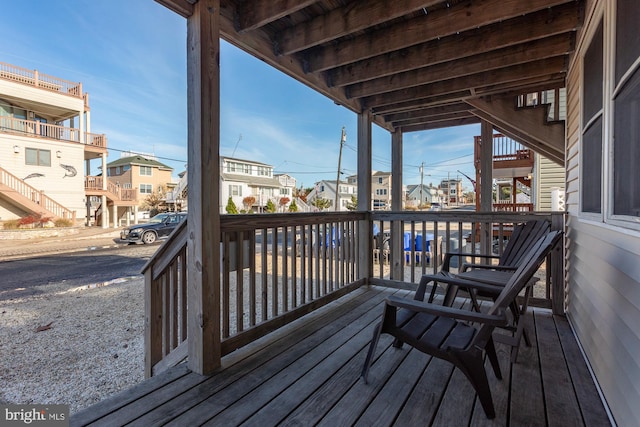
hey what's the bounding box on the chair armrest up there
[386,296,507,326]
[460,263,518,272]
[442,252,500,271]
[419,272,505,295]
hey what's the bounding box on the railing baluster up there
[222,232,231,338]
[236,231,245,333]
[261,228,268,322]
[282,226,289,312]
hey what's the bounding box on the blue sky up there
[0,0,479,191]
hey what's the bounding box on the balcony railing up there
[85,176,137,201]
[0,62,83,98]
[142,210,564,377]
[0,116,106,148]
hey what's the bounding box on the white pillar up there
[101,195,108,229]
[112,204,118,228]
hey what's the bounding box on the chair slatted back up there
[499,220,551,267]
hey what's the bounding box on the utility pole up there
[335,127,346,211]
[419,162,424,209]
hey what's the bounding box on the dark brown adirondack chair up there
[361,231,562,419]
[427,219,551,305]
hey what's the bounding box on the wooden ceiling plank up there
[372,91,473,115]
[391,112,478,128]
[155,0,195,18]
[310,0,578,73]
[383,103,472,122]
[236,0,318,32]
[399,117,480,133]
[328,4,581,87]
[347,34,575,99]
[276,0,441,55]
[362,56,568,108]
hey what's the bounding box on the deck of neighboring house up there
[71,286,609,426]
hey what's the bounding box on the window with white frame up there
[612,1,640,219]
[376,188,388,196]
[140,184,153,194]
[378,177,383,184]
[229,185,242,196]
[140,166,152,176]
[25,148,51,166]
[581,20,603,215]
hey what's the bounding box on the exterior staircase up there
[0,165,76,220]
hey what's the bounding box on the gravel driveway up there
[0,278,145,414]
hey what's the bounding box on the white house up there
[306,180,357,211]
[0,62,112,225]
[220,156,294,213]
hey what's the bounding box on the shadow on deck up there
[72,286,609,426]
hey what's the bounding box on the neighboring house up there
[106,153,174,200]
[220,156,293,213]
[405,183,444,207]
[306,180,357,211]
[533,153,565,211]
[0,62,113,226]
[344,171,397,210]
[104,153,175,221]
[439,178,463,205]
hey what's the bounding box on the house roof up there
[107,156,173,171]
[221,173,282,188]
[221,156,271,167]
[160,0,580,165]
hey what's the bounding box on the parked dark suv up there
[120,212,187,244]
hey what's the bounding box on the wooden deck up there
[71,286,610,426]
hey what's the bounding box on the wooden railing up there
[142,210,565,376]
[0,116,106,148]
[0,62,83,98]
[85,176,137,201]
[0,166,76,220]
[369,211,563,308]
[493,202,534,212]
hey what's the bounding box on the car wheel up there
[142,231,157,244]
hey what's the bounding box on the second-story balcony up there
[0,115,106,153]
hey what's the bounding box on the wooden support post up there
[391,130,403,280]
[480,120,493,255]
[551,213,565,315]
[186,0,221,375]
[357,111,372,281]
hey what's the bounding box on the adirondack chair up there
[361,231,562,419]
[426,219,551,305]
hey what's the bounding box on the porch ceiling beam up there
[327,3,580,87]
[363,56,568,109]
[347,34,575,99]
[235,0,317,32]
[275,0,442,56]
[372,91,473,115]
[383,103,473,123]
[466,96,565,164]
[391,112,478,129]
[155,0,195,18]
[399,117,480,133]
[308,0,578,72]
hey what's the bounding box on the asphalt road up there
[0,243,158,300]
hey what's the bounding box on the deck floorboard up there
[71,286,610,427]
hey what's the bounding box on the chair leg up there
[456,353,496,419]
[361,322,383,384]
[485,337,502,379]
